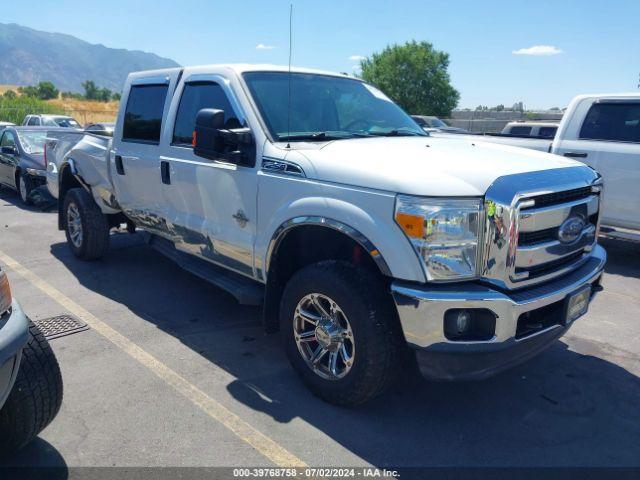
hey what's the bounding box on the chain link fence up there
[0,106,117,126]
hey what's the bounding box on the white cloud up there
[512,45,563,56]
[256,43,276,50]
[348,55,366,61]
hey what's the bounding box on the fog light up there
[444,309,496,341]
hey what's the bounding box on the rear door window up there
[27,117,39,126]
[172,81,240,146]
[580,102,640,143]
[509,126,532,135]
[122,84,169,144]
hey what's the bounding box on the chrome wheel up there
[67,202,83,248]
[19,176,28,203]
[293,293,355,381]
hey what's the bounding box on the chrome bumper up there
[391,245,606,378]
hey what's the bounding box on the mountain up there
[0,23,180,93]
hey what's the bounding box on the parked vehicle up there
[0,266,63,454]
[412,115,469,134]
[0,121,15,132]
[23,114,81,128]
[0,126,72,204]
[501,121,558,138]
[46,65,606,405]
[85,122,115,137]
[552,93,640,241]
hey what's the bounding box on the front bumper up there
[391,245,606,380]
[0,301,30,407]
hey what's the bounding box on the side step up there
[147,234,264,306]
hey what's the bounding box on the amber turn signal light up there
[395,212,425,238]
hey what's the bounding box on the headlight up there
[395,196,483,281]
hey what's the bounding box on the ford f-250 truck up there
[45,64,606,405]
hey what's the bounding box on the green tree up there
[97,87,112,102]
[36,81,59,100]
[111,92,121,101]
[360,40,459,117]
[3,90,17,99]
[82,80,99,100]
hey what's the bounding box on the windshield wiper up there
[370,129,425,137]
[278,131,359,142]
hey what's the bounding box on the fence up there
[443,110,564,134]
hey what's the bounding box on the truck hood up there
[293,136,582,196]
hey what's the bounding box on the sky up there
[3,0,639,109]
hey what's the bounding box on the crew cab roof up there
[126,64,359,83]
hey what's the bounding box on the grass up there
[0,84,119,126]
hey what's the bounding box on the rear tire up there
[63,188,110,260]
[0,322,63,455]
[280,261,403,406]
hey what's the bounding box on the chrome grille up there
[481,167,602,290]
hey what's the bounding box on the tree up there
[3,90,17,99]
[36,81,59,100]
[82,80,99,100]
[111,92,121,101]
[360,40,459,117]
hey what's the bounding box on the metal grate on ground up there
[34,314,89,340]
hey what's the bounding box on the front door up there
[158,73,258,278]
[0,131,18,187]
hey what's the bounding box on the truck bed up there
[45,130,118,213]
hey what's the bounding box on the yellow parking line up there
[0,249,306,468]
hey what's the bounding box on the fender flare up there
[264,216,392,278]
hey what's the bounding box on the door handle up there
[114,155,125,175]
[563,152,588,158]
[160,160,171,185]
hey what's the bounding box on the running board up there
[147,235,264,306]
[600,226,640,243]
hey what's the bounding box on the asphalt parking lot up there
[0,187,639,472]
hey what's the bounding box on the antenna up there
[286,4,293,148]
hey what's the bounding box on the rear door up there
[557,100,640,229]
[110,73,179,234]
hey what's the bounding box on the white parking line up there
[0,249,307,468]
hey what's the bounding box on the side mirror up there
[1,146,17,155]
[193,108,255,167]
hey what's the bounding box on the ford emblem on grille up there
[558,215,586,244]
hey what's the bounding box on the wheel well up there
[263,225,388,333]
[57,164,84,230]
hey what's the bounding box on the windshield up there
[430,117,447,128]
[17,131,47,154]
[54,117,81,128]
[243,72,426,141]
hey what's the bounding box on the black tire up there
[280,261,403,406]
[63,188,110,260]
[16,171,33,206]
[0,322,63,455]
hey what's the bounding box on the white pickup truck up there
[552,93,640,240]
[45,64,606,405]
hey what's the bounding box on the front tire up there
[280,261,402,406]
[0,322,63,455]
[63,188,110,260]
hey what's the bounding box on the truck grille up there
[481,167,602,291]
[513,187,600,286]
